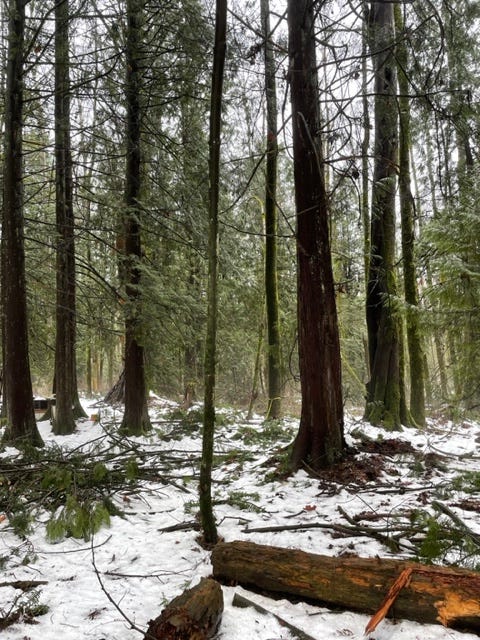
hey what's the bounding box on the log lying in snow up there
[211,540,480,633]
[144,577,223,640]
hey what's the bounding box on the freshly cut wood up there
[143,577,223,640]
[211,541,480,633]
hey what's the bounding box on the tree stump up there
[211,540,480,632]
[144,577,223,640]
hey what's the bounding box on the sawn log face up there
[144,577,223,640]
[211,540,480,632]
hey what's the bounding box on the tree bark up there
[262,0,281,421]
[395,6,425,427]
[144,578,223,640]
[212,541,480,632]
[1,0,43,447]
[200,0,227,545]
[288,0,345,471]
[120,0,151,436]
[364,2,402,429]
[53,0,87,435]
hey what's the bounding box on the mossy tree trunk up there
[120,0,151,436]
[200,0,227,545]
[261,0,281,421]
[288,0,345,471]
[364,2,402,429]
[395,6,425,427]
[1,0,43,447]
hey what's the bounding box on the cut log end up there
[144,577,223,640]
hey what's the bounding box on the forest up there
[0,0,480,637]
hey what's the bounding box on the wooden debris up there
[364,567,412,634]
[143,577,223,640]
[211,540,480,633]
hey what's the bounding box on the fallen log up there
[143,577,223,640]
[211,540,480,633]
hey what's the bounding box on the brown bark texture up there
[143,577,223,640]
[211,541,480,632]
[288,0,344,470]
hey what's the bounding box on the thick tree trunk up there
[200,0,227,545]
[1,0,43,447]
[120,0,151,436]
[262,0,281,421]
[288,0,345,470]
[365,2,402,429]
[144,578,223,640]
[212,541,480,632]
[53,0,86,435]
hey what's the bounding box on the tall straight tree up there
[199,0,227,545]
[261,0,282,421]
[365,2,402,428]
[120,0,151,435]
[53,0,86,435]
[395,5,425,427]
[288,0,345,471]
[1,0,43,446]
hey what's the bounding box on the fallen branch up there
[212,540,480,632]
[432,500,480,548]
[232,592,318,640]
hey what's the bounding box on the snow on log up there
[211,540,480,633]
[144,577,223,640]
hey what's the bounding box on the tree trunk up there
[199,0,227,545]
[143,578,223,640]
[120,0,151,436]
[288,0,345,471]
[365,2,402,429]
[53,0,86,435]
[261,0,281,421]
[212,541,480,632]
[395,6,425,427]
[1,0,43,447]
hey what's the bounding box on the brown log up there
[211,541,480,633]
[144,577,223,640]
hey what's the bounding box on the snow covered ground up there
[1,397,479,639]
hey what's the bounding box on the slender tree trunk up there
[1,0,43,447]
[261,0,281,421]
[288,0,345,471]
[424,132,449,401]
[395,6,425,427]
[361,0,370,293]
[120,0,151,435]
[364,2,402,429]
[199,0,227,545]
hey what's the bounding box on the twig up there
[90,536,147,638]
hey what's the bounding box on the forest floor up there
[1,396,480,640]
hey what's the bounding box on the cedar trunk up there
[288,0,345,470]
[1,0,42,447]
[212,541,480,632]
[365,2,402,429]
[120,0,151,435]
[53,0,86,435]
